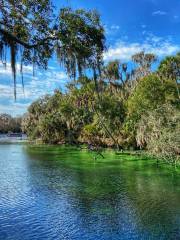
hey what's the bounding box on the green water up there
[0,144,180,240]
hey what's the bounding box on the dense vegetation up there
[22,52,180,164]
[0,114,22,133]
[0,1,180,164]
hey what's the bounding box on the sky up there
[0,0,180,116]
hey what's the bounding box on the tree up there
[0,113,22,133]
[158,53,180,99]
[132,51,157,81]
[102,60,130,96]
[0,0,55,97]
[126,74,178,126]
[136,104,180,163]
[22,95,50,139]
[0,1,105,98]
[123,73,179,148]
[22,51,180,163]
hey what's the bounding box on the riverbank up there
[25,143,180,168]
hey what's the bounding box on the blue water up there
[0,144,180,240]
[0,134,27,143]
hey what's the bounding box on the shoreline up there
[0,140,179,167]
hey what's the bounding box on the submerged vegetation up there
[0,1,180,164]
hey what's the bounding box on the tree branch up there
[0,27,57,49]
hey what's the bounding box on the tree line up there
[0,114,22,133]
[0,1,180,163]
[22,52,180,164]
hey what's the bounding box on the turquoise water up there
[0,144,180,240]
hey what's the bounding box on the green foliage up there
[132,51,157,80]
[96,94,125,134]
[103,60,120,81]
[81,123,101,145]
[1,2,179,163]
[23,78,126,147]
[57,8,105,79]
[0,2,105,98]
[158,53,180,99]
[158,53,180,80]
[0,114,22,133]
[126,74,178,132]
[23,52,180,163]
[136,104,180,163]
[38,113,65,144]
[102,60,131,96]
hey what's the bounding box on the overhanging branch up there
[0,27,57,49]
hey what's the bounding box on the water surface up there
[0,144,180,240]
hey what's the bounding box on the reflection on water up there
[0,144,180,240]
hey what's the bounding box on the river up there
[0,144,180,240]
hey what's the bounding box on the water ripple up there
[0,144,179,240]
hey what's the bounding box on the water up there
[0,134,27,143]
[0,144,180,240]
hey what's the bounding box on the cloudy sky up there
[0,0,180,116]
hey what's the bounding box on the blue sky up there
[0,0,180,116]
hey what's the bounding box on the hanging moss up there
[10,41,17,100]
[0,4,105,99]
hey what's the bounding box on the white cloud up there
[0,102,29,116]
[141,25,147,29]
[0,33,179,116]
[174,15,179,20]
[104,34,180,61]
[0,63,33,76]
[0,61,68,115]
[0,63,67,94]
[152,10,167,16]
[105,24,120,35]
[110,25,120,30]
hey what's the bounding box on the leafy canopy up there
[0,1,105,98]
